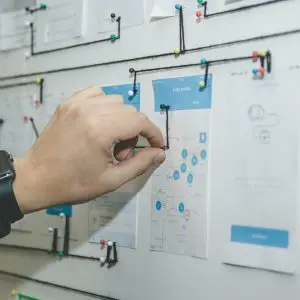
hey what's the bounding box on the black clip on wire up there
[129,68,138,95]
[160,104,170,150]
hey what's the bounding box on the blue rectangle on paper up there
[46,205,72,217]
[103,83,140,111]
[231,225,289,249]
[153,75,212,112]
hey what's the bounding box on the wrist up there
[12,158,46,214]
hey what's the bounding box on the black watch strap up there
[0,180,23,238]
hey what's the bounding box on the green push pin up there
[200,58,207,65]
[197,0,204,4]
[110,34,118,41]
[57,251,64,258]
[39,3,47,9]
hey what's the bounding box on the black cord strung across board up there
[0,270,119,300]
[129,51,272,93]
[0,78,44,104]
[25,5,122,57]
[0,27,295,81]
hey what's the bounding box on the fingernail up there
[154,151,166,167]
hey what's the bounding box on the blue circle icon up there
[181,163,187,173]
[156,200,162,211]
[201,150,207,160]
[191,155,198,166]
[178,202,185,213]
[181,148,188,159]
[173,170,180,180]
[187,173,193,184]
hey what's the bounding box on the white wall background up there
[0,0,300,299]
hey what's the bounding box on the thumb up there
[108,147,166,189]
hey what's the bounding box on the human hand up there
[13,86,165,214]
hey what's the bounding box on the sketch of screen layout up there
[247,104,280,144]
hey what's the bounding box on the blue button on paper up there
[231,225,289,249]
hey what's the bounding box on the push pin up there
[100,256,106,265]
[252,50,258,62]
[196,11,202,17]
[128,90,135,97]
[48,227,54,233]
[11,290,17,297]
[199,80,205,88]
[252,68,258,77]
[174,48,181,57]
[23,116,29,122]
[0,118,4,125]
[110,13,116,19]
[107,240,113,247]
[40,3,47,9]
[100,239,106,248]
[175,4,182,10]
[258,50,267,57]
[36,78,44,85]
[59,212,65,219]
[129,68,135,73]
[197,0,204,4]
[258,67,265,77]
[24,52,31,59]
[24,20,31,27]
[110,34,118,41]
[200,58,207,67]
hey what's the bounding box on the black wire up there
[29,118,39,139]
[204,63,209,86]
[179,8,182,52]
[63,216,70,255]
[180,8,186,53]
[204,0,290,18]
[28,16,121,56]
[0,270,119,300]
[0,27,295,81]
[0,243,101,261]
[51,228,58,254]
[0,81,37,89]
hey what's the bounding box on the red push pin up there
[196,11,202,17]
[34,100,40,107]
[252,50,258,62]
[258,67,265,76]
[100,239,106,247]
[23,116,29,122]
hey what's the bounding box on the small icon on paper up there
[248,104,280,144]
[199,132,207,143]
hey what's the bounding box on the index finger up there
[139,115,165,149]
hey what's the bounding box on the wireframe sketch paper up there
[0,9,31,50]
[150,75,212,258]
[88,84,140,249]
[222,69,298,273]
[35,0,83,48]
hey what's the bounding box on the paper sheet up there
[0,86,41,232]
[35,0,83,47]
[0,9,31,50]
[150,75,212,258]
[88,84,140,249]
[221,69,299,273]
[84,0,144,35]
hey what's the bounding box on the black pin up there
[160,104,170,150]
[51,228,58,254]
[0,119,4,126]
[29,118,39,139]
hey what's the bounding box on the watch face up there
[0,151,13,180]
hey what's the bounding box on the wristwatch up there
[0,150,23,238]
